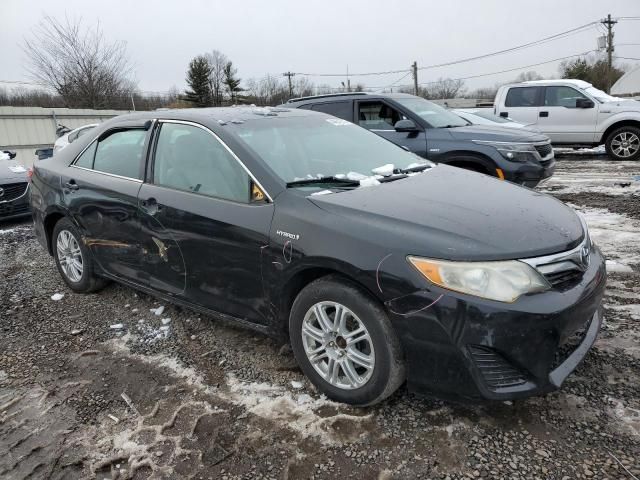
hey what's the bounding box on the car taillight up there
[27,167,34,181]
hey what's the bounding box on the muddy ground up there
[1,155,639,480]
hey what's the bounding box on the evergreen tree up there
[223,61,242,103]
[185,56,212,107]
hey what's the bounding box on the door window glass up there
[311,102,352,121]
[93,129,146,179]
[544,86,588,108]
[505,87,541,107]
[153,123,250,203]
[74,141,97,168]
[357,101,405,130]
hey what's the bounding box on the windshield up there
[395,97,468,128]
[582,86,622,103]
[232,116,430,185]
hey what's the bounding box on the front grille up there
[0,182,28,202]
[550,317,592,370]
[0,202,29,217]
[468,345,527,389]
[535,143,553,158]
[543,269,584,289]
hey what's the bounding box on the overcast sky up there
[2,0,639,95]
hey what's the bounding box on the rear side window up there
[505,87,541,107]
[153,123,250,203]
[92,129,147,180]
[310,101,352,121]
[75,141,97,168]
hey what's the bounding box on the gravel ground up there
[1,156,639,480]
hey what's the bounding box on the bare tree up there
[23,16,134,109]
[513,71,543,82]
[419,78,466,99]
[205,50,228,106]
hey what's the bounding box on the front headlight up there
[408,256,550,303]
[472,140,537,162]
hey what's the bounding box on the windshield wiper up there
[286,176,361,188]
[395,164,431,174]
[437,124,464,129]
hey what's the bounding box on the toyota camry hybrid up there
[29,107,606,406]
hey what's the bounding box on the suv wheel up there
[289,276,405,406]
[52,218,108,293]
[605,126,640,160]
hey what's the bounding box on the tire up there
[289,276,405,406]
[52,217,108,293]
[605,126,640,161]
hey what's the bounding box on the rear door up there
[63,124,150,285]
[537,86,598,143]
[498,86,542,126]
[354,99,428,157]
[137,120,274,325]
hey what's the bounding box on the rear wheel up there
[289,276,404,406]
[605,126,640,160]
[52,218,107,293]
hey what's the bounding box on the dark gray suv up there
[286,92,555,187]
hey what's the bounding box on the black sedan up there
[1,150,31,221]
[29,107,606,405]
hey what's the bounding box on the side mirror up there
[1,150,16,159]
[394,119,419,132]
[576,98,594,109]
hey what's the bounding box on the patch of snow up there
[606,260,633,273]
[51,293,64,301]
[0,151,9,161]
[291,380,304,389]
[311,189,333,196]
[161,318,171,325]
[371,163,394,176]
[606,396,640,437]
[150,306,165,316]
[110,323,124,330]
[345,171,367,181]
[359,176,381,187]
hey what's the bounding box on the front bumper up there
[387,246,606,402]
[507,157,555,188]
[0,183,30,222]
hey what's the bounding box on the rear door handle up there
[539,111,549,118]
[64,180,79,191]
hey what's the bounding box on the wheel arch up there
[43,210,67,255]
[439,151,496,175]
[600,119,640,144]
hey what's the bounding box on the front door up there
[537,86,599,143]
[355,100,428,157]
[137,120,274,324]
[62,125,150,285]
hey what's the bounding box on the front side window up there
[311,102,352,121]
[544,86,588,108]
[92,129,147,179]
[357,101,405,130]
[505,87,541,107]
[153,123,250,203]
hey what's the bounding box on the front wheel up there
[289,276,405,406]
[605,126,640,160]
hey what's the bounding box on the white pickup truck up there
[494,79,640,160]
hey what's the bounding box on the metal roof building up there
[611,66,640,98]
[0,106,130,166]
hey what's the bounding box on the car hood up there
[0,160,29,182]
[447,124,549,143]
[601,99,640,111]
[308,165,583,261]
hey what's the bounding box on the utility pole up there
[411,61,418,95]
[283,71,295,97]
[601,14,618,93]
[130,93,136,111]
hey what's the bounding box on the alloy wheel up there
[56,229,83,282]
[611,131,640,158]
[301,301,375,390]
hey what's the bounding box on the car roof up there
[507,79,593,89]
[285,92,419,104]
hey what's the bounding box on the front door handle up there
[140,197,163,215]
[64,180,79,191]
[539,111,549,118]
[500,112,508,118]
